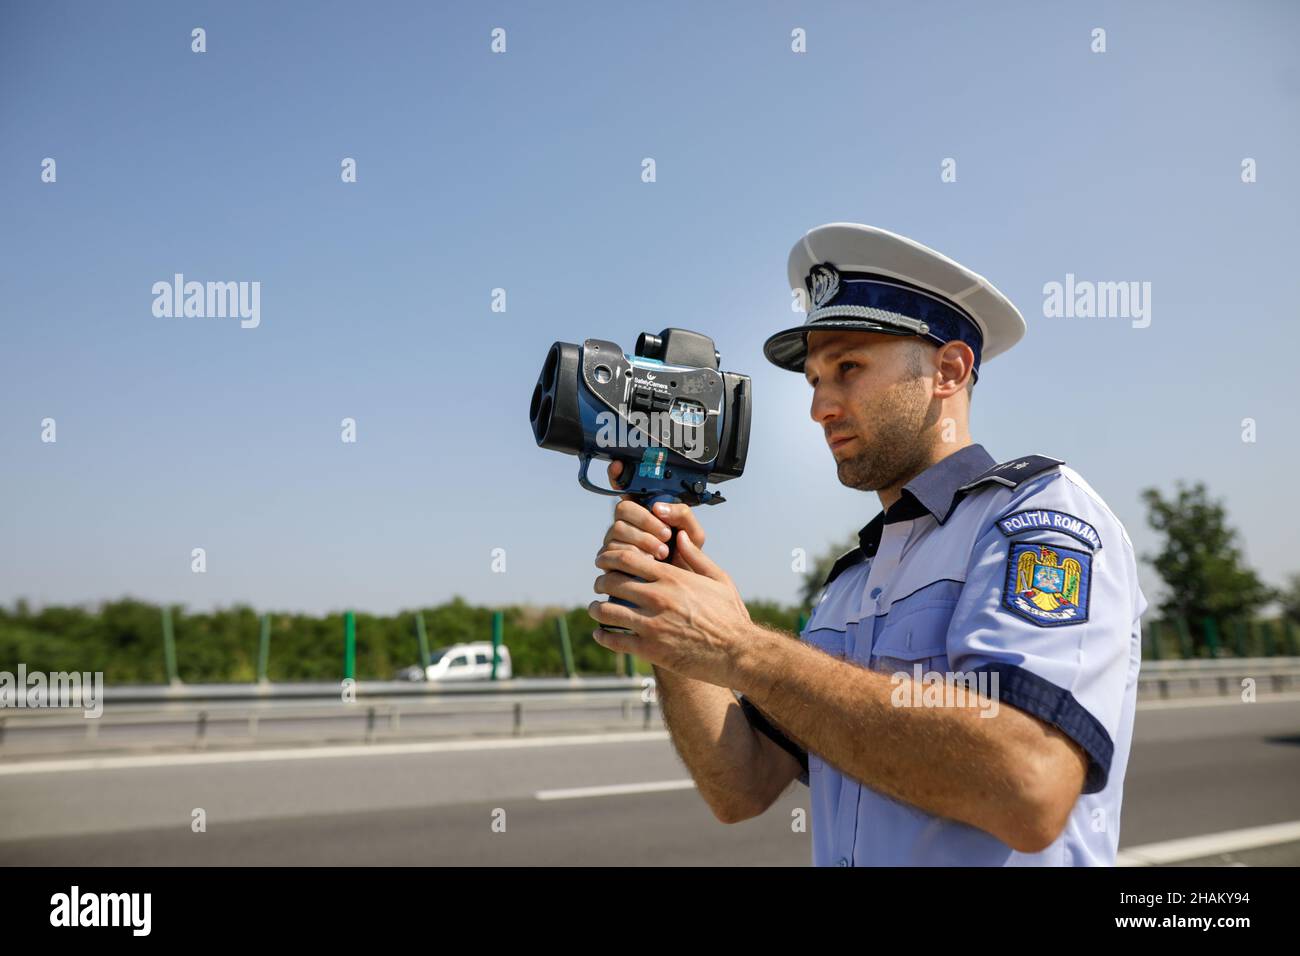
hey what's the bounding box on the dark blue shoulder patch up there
[957,454,1064,494]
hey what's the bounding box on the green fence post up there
[490,611,503,680]
[798,611,809,634]
[415,612,431,669]
[1284,618,1299,657]
[1230,618,1247,658]
[1261,619,1276,657]
[1174,618,1194,659]
[1146,619,1161,660]
[556,616,575,678]
[344,611,356,681]
[161,605,180,685]
[257,613,271,683]
[1202,617,1221,658]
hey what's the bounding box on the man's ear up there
[934,341,975,398]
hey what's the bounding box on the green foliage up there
[1140,482,1274,653]
[8,483,1286,684]
[1278,573,1300,626]
[798,535,860,608]
[1145,615,1298,659]
[744,600,805,634]
[0,596,809,684]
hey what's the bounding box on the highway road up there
[0,695,1296,866]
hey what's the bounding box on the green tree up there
[1278,573,1300,625]
[1140,482,1273,648]
[798,535,860,608]
[0,595,808,683]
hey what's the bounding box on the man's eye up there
[839,361,859,374]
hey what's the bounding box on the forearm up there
[732,625,1068,848]
[652,664,786,822]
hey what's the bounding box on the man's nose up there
[810,385,842,425]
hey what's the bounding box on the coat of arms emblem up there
[1003,542,1092,626]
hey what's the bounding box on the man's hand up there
[600,460,706,570]
[590,531,754,688]
[594,462,798,824]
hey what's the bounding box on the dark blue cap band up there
[811,272,985,375]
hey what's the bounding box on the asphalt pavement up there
[0,696,1296,865]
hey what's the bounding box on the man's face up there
[803,330,938,492]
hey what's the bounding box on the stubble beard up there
[835,376,937,493]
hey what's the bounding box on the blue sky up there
[2,0,1297,615]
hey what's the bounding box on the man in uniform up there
[589,223,1146,865]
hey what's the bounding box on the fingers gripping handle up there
[605,493,680,635]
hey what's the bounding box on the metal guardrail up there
[2,661,1296,756]
[96,676,647,704]
[1137,657,1300,698]
[74,658,1300,705]
[0,679,659,756]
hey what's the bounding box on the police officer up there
[590,223,1146,866]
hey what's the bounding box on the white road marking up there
[1117,820,1300,866]
[536,779,695,801]
[1136,690,1300,711]
[0,693,1295,776]
[0,730,670,777]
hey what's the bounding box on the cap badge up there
[807,263,841,310]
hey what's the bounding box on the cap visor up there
[763,319,918,372]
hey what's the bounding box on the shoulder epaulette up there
[957,454,1064,495]
[822,545,865,589]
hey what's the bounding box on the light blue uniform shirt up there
[747,444,1145,866]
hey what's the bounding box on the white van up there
[424,642,512,682]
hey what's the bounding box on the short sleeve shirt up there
[758,444,1145,866]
